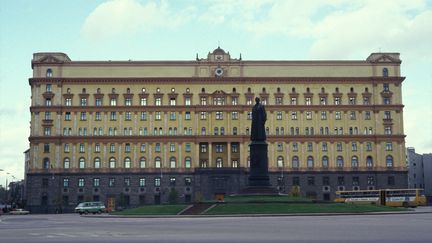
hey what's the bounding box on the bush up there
[168,188,179,204]
[289,186,301,197]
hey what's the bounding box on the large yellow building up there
[26,48,407,212]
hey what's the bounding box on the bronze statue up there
[251,97,267,141]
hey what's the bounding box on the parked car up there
[74,201,106,215]
[9,209,30,215]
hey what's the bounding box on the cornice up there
[29,77,406,86]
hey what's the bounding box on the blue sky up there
[1,0,431,186]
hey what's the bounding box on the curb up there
[84,210,432,219]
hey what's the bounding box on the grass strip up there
[112,205,189,215]
[205,203,407,215]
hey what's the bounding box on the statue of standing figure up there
[251,97,267,141]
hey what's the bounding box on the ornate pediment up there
[366,53,401,63]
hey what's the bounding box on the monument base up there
[248,141,270,187]
[239,186,280,196]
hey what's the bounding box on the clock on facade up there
[215,67,224,77]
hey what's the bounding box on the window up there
[277,143,283,152]
[364,111,371,120]
[335,111,341,120]
[334,97,341,105]
[110,112,117,121]
[200,97,207,105]
[110,98,117,106]
[78,178,85,187]
[95,98,102,106]
[215,144,224,153]
[292,142,298,152]
[385,142,393,151]
[155,157,161,168]
[140,157,146,168]
[216,111,224,120]
[291,112,297,120]
[386,155,394,167]
[305,111,312,120]
[336,156,344,168]
[352,142,357,151]
[336,142,343,152]
[322,156,329,168]
[139,178,146,187]
[155,178,161,187]
[94,157,101,169]
[124,157,131,168]
[63,178,69,188]
[290,97,297,105]
[384,126,392,135]
[184,112,191,120]
[169,157,176,168]
[93,178,100,187]
[247,112,252,120]
[185,157,192,168]
[44,112,51,120]
[43,143,50,153]
[350,111,356,120]
[305,97,312,105]
[170,112,176,120]
[383,68,389,77]
[79,143,85,153]
[79,157,85,169]
[109,178,115,187]
[307,156,314,168]
[155,143,161,152]
[93,111,101,121]
[109,157,116,168]
[366,156,373,167]
[124,178,130,187]
[169,143,175,152]
[322,142,328,152]
[200,112,207,120]
[307,142,313,152]
[351,156,359,168]
[352,177,359,186]
[321,111,327,120]
[292,156,299,168]
[216,158,223,168]
[277,156,284,168]
[155,112,161,120]
[124,112,132,121]
[276,112,283,120]
[109,143,115,153]
[384,111,391,119]
[200,144,207,153]
[155,97,162,106]
[383,83,390,92]
[44,127,51,136]
[63,158,70,169]
[65,98,72,106]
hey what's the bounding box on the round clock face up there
[216,55,223,60]
[215,67,224,77]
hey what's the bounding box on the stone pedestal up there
[248,141,270,187]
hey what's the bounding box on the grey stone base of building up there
[25,169,408,214]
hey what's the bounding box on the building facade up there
[407,147,432,203]
[26,48,407,213]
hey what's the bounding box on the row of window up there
[46,84,393,107]
[42,154,395,170]
[54,110,391,122]
[60,176,192,188]
[284,175,396,187]
[55,125,392,137]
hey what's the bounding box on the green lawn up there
[112,205,189,215]
[223,195,312,203]
[205,203,407,215]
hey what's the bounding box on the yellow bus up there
[335,189,427,207]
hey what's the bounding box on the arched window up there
[124,157,131,168]
[185,157,192,168]
[63,158,70,169]
[276,127,280,135]
[140,157,146,168]
[246,127,250,135]
[154,128,158,135]
[233,127,238,135]
[216,157,223,168]
[159,127,163,135]
[322,156,329,168]
[277,156,284,168]
[94,157,101,169]
[201,127,206,135]
[79,157,85,169]
[155,157,161,168]
[266,127,270,135]
[214,127,219,135]
[292,156,299,168]
[351,156,359,168]
[220,127,225,135]
[366,156,373,168]
[386,155,393,167]
[170,157,176,168]
[46,68,53,77]
[307,156,314,168]
[43,158,50,169]
[336,156,344,168]
[109,157,116,168]
[168,128,173,135]
[382,68,388,77]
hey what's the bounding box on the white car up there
[9,209,30,215]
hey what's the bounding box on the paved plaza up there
[1,209,431,243]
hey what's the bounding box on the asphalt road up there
[1,209,432,243]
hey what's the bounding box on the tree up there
[168,188,179,204]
